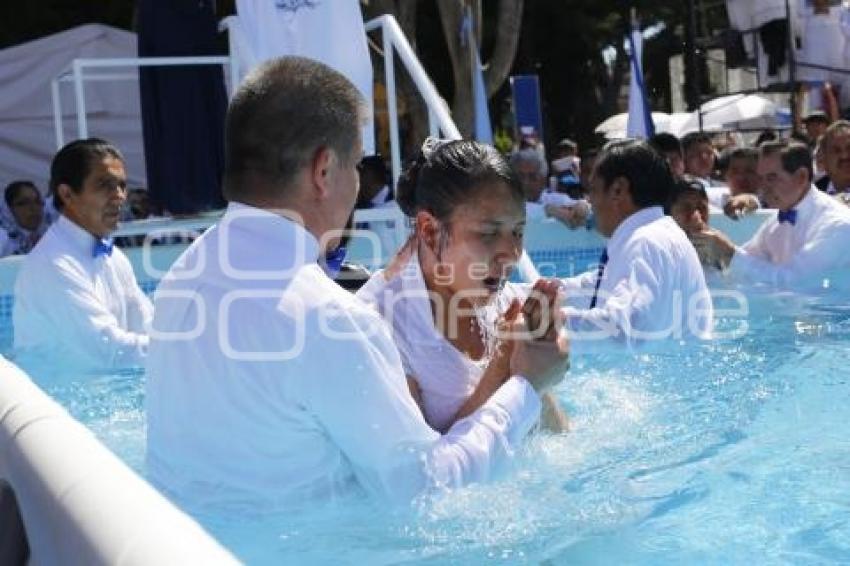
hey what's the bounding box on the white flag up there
[229,0,374,154]
[626,24,654,139]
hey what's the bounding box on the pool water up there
[12,281,850,564]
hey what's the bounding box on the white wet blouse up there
[13,214,152,373]
[357,254,528,432]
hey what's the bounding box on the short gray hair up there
[822,119,850,153]
[223,56,366,201]
[509,148,548,176]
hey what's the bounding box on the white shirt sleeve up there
[731,220,850,287]
[300,309,542,502]
[559,245,670,352]
[23,256,150,368]
[558,270,597,293]
[116,254,154,334]
[739,219,770,257]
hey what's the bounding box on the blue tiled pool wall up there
[529,247,605,279]
[0,248,603,352]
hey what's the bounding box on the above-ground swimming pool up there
[3,213,849,564]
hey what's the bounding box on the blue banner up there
[510,75,544,146]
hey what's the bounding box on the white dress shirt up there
[145,203,542,508]
[731,186,850,288]
[357,254,530,432]
[559,206,713,352]
[13,215,152,373]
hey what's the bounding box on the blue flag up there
[626,24,655,139]
[472,47,493,144]
[462,9,493,143]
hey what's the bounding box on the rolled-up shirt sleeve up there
[301,309,542,502]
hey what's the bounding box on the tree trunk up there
[367,0,522,145]
[437,0,523,137]
[362,0,429,156]
[485,0,523,97]
[436,0,470,135]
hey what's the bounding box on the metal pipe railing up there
[365,15,462,187]
[51,56,233,149]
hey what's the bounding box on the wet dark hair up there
[224,56,365,202]
[759,140,813,183]
[395,139,523,221]
[49,138,123,211]
[593,139,674,209]
[4,180,40,208]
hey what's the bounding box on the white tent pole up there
[365,16,460,140]
[382,20,401,190]
[72,60,88,139]
[51,77,64,149]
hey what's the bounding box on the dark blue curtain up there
[137,0,227,214]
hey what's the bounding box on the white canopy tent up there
[0,24,147,196]
[674,94,778,135]
[595,94,779,140]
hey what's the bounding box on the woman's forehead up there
[453,186,523,220]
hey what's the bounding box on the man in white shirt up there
[693,140,850,289]
[13,139,152,374]
[145,56,569,508]
[510,148,590,229]
[559,139,713,350]
[510,147,549,220]
[815,120,850,198]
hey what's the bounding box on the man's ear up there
[793,167,809,187]
[310,146,334,200]
[608,176,628,202]
[56,183,74,210]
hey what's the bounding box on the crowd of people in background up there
[6,111,850,277]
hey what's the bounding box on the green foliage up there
[493,128,514,155]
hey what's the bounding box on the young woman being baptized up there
[357,139,569,433]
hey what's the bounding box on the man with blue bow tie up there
[13,139,153,374]
[693,141,850,288]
